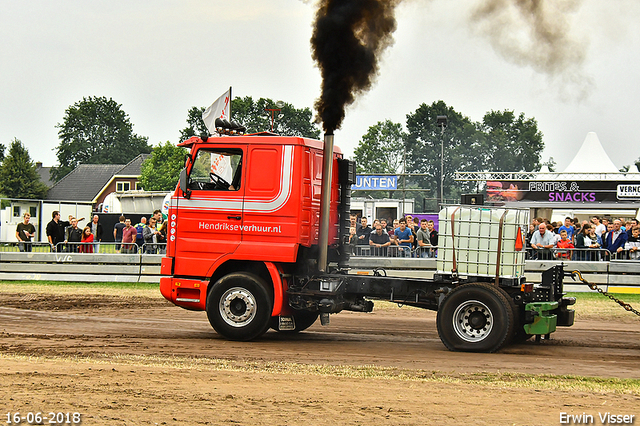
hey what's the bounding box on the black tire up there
[436,283,515,353]
[270,311,319,334]
[206,272,273,341]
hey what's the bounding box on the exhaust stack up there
[317,132,335,273]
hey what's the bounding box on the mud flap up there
[277,316,296,331]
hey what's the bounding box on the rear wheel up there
[206,272,273,341]
[270,311,319,334]
[437,283,514,353]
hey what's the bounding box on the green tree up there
[180,97,321,141]
[353,120,406,174]
[542,157,556,172]
[479,110,543,172]
[179,106,209,142]
[52,96,151,182]
[232,96,321,138]
[352,120,406,199]
[0,138,48,199]
[405,101,483,209]
[620,156,640,173]
[139,141,188,191]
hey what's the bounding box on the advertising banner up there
[486,180,640,203]
[352,175,398,191]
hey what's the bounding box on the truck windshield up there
[188,148,243,191]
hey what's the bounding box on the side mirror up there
[179,168,191,199]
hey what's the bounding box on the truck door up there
[236,144,296,261]
[175,145,246,276]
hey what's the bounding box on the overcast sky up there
[1,0,639,172]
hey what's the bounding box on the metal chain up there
[569,270,640,317]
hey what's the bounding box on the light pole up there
[265,100,285,132]
[436,115,448,207]
[402,142,406,217]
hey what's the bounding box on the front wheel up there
[437,283,514,353]
[206,272,273,341]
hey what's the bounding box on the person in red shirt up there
[80,226,94,253]
[555,229,574,260]
[121,218,138,254]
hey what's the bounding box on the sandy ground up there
[1,291,639,425]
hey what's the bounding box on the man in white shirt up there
[530,223,555,260]
[591,216,606,240]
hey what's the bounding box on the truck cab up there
[160,132,347,339]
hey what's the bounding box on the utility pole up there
[402,143,406,216]
[436,115,448,207]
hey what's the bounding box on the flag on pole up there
[202,87,231,133]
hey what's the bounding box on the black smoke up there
[311,0,401,134]
[470,0,591,98]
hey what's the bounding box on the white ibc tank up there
[436,206,529,279]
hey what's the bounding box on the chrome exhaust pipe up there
[317,132,334,273]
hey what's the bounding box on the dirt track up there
[1,292,639,425]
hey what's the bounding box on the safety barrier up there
[0,244,638,291]
[346,256,640,292]
[526,247,639,261]
[0,248,163,283]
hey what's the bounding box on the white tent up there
[563,132,619,173]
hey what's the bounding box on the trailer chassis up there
[286,264,575,352]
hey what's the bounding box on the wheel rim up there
[219,287,257,327]
[452,299,494,342]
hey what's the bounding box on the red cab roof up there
[177,134,342,154]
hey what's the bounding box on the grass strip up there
[2,352,638,396]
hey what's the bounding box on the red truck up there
[160,125,576,352]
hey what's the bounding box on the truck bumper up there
[556,296,576,327]
[159,277,207,311]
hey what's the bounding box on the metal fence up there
[2,242,167,255]
[352,244,640,262]
[5,241,638,263]
[352,245,437,258]
[526,247,639,262]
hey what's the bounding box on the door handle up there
[227,216,242,220]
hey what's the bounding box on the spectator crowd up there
[16,209,640,262]
[347,213,640,261]
[13,209,168,254]
[527,216,640,261]
[349,214,438,258]
[112,210,167,254]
